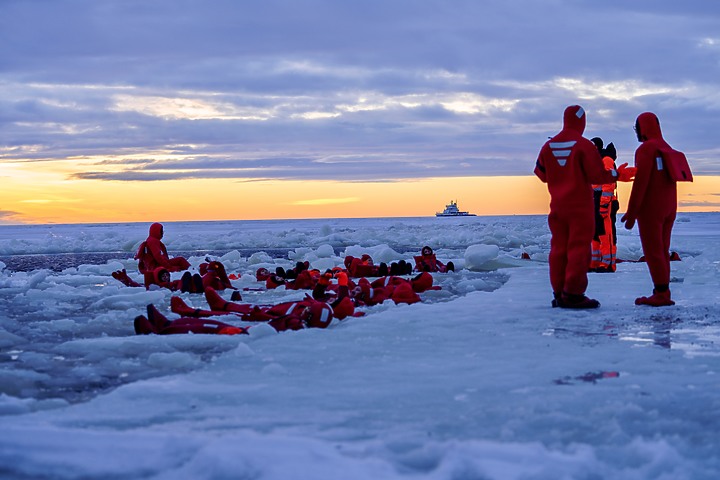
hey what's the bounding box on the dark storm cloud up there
[70,151,507,182]
[1,0,719,182]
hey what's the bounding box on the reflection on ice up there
[617,309,720,355]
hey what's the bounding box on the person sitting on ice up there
[413,246,454,273]
[135,223,191,288]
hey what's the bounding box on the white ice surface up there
[1,213,719,479]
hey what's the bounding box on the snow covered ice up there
[1,214,719,479]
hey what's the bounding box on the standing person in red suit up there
[135,223,191,288]
[534,105,635,309]
[622,112,690,306]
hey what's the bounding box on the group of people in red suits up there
[535,106,690,309]
[121,224,454,336]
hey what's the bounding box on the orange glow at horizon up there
[1,169,719,224]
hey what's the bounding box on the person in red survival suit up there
[343,254,389,278]
[135,223,191,288]
[134,304,248,336]
[621,112,683,306]
[413,246,455,273]
[111,267,205,293]
[353,272,438,306]
[534,105,636,309]
[198,260,235,292]
[308,270,365,319]
[170,286,345,331]
[264,267,320,290]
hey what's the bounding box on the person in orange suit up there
[622,112,686,306]
[534,105,635,308]
[589,138,620,273]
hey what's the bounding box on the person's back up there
[534,105,633,309]
[536,106,611,216]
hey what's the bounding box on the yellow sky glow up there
[1,161,718,224]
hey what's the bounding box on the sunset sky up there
[1,1,719,224]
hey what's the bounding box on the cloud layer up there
[2,0,719,183]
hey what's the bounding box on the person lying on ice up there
[135,223,191,288]
[134,304,249,336]
[343,254,389,278]
[311,270,353,302]
[264,268,319,290]
[258,262,321,290]
[343,254,415,278]
[134,303,318,335]
[413,246,455,273]
[113,260,236,294]
[112,267,204,293]
[315,266,438,304]
[170,285,358,327]
[320,272,440,306]
[198,260,236,291]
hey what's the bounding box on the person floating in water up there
[413,246,455,273]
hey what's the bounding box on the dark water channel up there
[0,249,292,273]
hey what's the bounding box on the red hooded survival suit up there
[622,112,679,294]
[534,106,621,299]
[135,223,191,287]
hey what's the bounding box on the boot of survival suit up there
[553,292,600,309]
[635,289,675,307]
